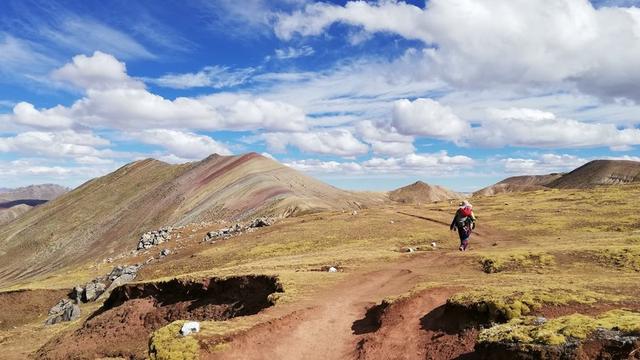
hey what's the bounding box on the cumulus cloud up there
[6,52,308,132]
[132,129,232,160]
[355,120,415,156]
[392,98,470,141]
[276,0,640,102]
[384,98,640,150]
[471,107,640,149]
[52,51,143,90]
[0,130,115,159]
[11,102,74,130]
[0,158,119,187]
[263,129,369,157]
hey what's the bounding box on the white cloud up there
[274,45,315,59]
[276,0,640,102]
[0,34,55,75]
[41,17,154,60]
[275,1,426,41]
[355,120,415,156]
[6,52,308,133]
[11,102,74,130]
[51,51,143,90]
[501,154,588,174]
[132,129,232,160]
[148,65,255,89]
[392,98,470,141]
[285,159,363,173]
[0,130,116,160]
[263,129,369,157]
[286,151,474,175]
[0,158,119,187]
[471,107,640,149]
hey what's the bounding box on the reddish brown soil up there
[0,288,69,330]
[204,253,478,360]
[202,217,511,360]
[354,288,478,360]
[36,276,281,360]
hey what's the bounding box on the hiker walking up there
[450,200,476,251]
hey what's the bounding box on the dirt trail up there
[209,251,475,360]
[208,212,509,360]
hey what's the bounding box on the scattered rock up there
[401,247,415,253]
[431,242,437,248]
[180,321,200,336]
[160,248,171,257]
[352,210,358,216]
[45,299,81,325]
[532,316,547,326]
[203,218,275,242]
[137,227,173,250]
[328,266,338,273]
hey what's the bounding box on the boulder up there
[160,248,171,257]
[45,299,81,325]
[249,217,274,228]
[84,281,106,302]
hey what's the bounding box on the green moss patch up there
[478,310,640,346]
[480,252,555,273]
[448,287,613,323]
[149,322,199,360]
[593,247,640,271]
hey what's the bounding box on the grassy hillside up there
[0,153,383,287]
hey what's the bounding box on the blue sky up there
[1,0,640,192]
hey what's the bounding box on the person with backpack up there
[450,200,476,251]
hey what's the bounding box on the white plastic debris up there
[180,321,200,336]
[431,242,437,248]
[328,266,338,273]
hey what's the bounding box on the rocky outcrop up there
[137,227,173,250]
[47,264,142,325]
[45,299,81,325]
[203,217,275,242]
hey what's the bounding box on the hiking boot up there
[459,245,464,251]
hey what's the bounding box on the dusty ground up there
[2,185,640,359]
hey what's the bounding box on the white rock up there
[180,321,200,336]
[351,210,358,216]
[328,266,338,273]
[431,242,437,248]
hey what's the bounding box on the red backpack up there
[459,206,472,217]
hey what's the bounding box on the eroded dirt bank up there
[36,275,282,359]
[0,288,70,330]
[353,288,478,360]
